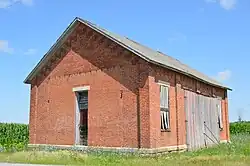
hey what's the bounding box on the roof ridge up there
[118,32,223,86]
[24,17,231,90]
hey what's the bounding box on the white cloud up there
[205,0,237,10]
[19,0,33,6]
[24,48,37,55]
[214,69,232,82]
[0,0,33,8]
[0,40,14,54]
[219,0,237,10]
[0,0,11,8]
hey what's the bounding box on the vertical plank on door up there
[185,90,220,151]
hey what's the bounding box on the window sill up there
[161,129,171,132]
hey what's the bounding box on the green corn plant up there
[0,123,29,152]
[230,121,250,134]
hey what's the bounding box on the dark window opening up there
[160,85,170,130]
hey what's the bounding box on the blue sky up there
[0,0,249,123]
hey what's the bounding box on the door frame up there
[73,86,90,145]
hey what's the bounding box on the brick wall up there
[31,51,142,146]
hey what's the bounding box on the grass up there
[0,134,250,166]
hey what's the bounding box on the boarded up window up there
[160,85,170,130]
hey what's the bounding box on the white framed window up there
[160,84,170,130]
[217,101,223,129]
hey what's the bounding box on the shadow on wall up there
[34,23,149,94]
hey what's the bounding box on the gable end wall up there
[29,23,152,148]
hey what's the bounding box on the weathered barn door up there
[185,90,220,151]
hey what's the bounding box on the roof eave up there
[147,60,232,91]
[23,17,80,84]
[24,17,232,91]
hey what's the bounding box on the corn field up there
[0,123,29,152]
[230,121,250,134]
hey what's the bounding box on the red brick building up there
[24,17,231,153]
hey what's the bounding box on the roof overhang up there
[24,17,232,91]
[23,18,80,84]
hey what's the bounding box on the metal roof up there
[24,17,231,90]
